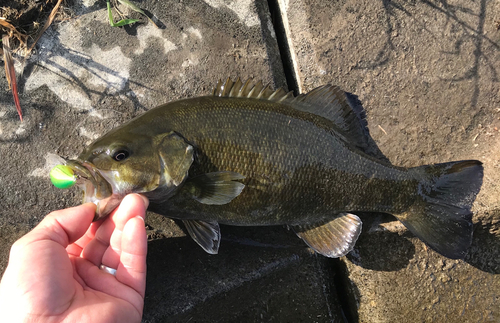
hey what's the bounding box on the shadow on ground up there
[349,0,499,109]
[143,225,340,322]
[465,209,500,274]
[345,210,500,274]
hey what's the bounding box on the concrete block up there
[0,0,345,321]
[281,0,500,321]
[143,223,343,322]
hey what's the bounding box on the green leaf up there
[117,0,159,28]
[114,18,140,27]
[106,0,140,27]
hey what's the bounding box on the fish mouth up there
[65,160,124,221]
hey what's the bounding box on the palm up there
[0,195,148,323]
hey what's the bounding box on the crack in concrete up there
[266,0,301,95]
[265,1,355,321]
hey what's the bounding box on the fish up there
[51,78,484,259]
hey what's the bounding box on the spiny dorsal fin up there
[213,77,294,102]
[212,78,388,163]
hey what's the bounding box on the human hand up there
[0,194,149,323]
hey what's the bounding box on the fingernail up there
[134,215,145,222]
[138,194,149,208]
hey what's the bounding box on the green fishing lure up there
[50,165,76,189]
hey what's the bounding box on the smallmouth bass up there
[51,79,483,259]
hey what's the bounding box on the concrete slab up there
[0,0,344,321]
[143,225,342,322]
[280,0,500,321]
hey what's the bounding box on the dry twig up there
[2,35,22,121]
[0,18,28,47]
[27,0,64,54]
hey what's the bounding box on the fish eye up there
[112,149,130,162]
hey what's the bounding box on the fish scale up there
[143,97,417,224]
[53,80,483,259]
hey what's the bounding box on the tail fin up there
[397,160,483,259]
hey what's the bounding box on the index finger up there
[14,203,97,252]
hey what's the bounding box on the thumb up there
[14,203,97,250]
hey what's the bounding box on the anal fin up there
[183,220,221,254]
[293,213,362,258]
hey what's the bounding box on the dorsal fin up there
[290,85,388,161]
[212,77,294,102]
[292,85,359,132]
[212,78,389,163]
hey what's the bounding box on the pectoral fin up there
[293,213,362,258]
[183,219,221,254]
[157,132,194,186]
[187,171,245,205]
